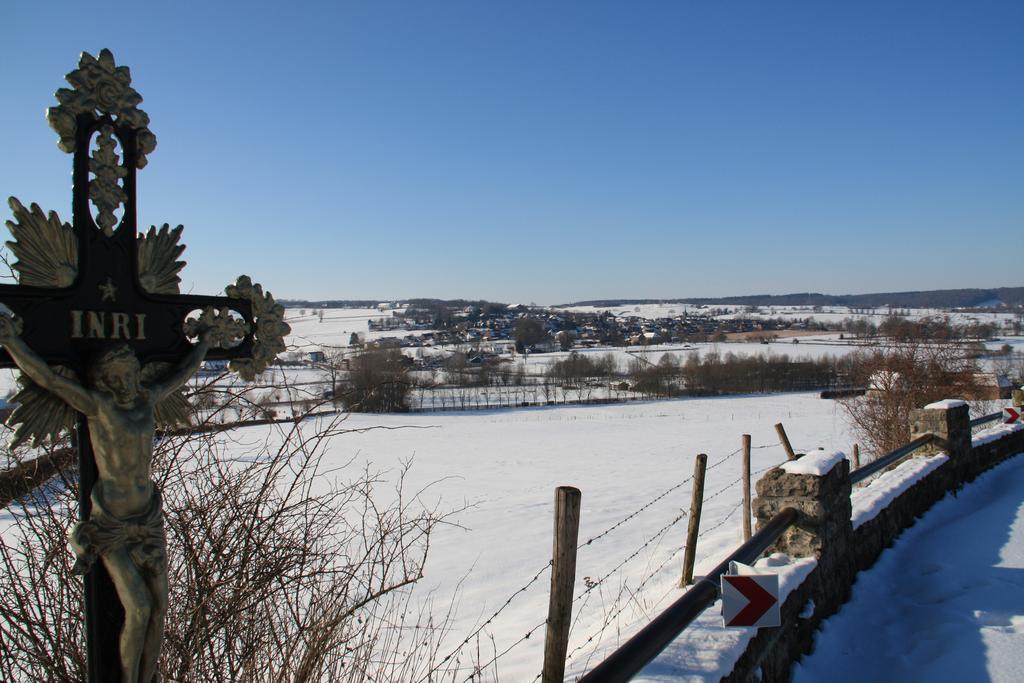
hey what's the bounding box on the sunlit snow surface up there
[311,393,853,680]
[1,391,854,680]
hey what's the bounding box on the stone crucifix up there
[0,50,290,682]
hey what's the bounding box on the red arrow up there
[724,576,777,626]
[1005,407,1021,425]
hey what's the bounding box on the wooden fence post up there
[852,443,861,470]
[680,453,708,587]
[741,435,752,542]
[542,486,582,683]
[775,422,798,460]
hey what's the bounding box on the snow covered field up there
[559,302,1019,328]
[1,377,1019,680]
[228,392,857,680]
[0,389,861,680]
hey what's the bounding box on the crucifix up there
[0,50,290,682]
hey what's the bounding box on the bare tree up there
[341,349,412,413]
[513,318,547,353]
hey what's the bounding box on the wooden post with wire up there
[680,453,708,587]
[542,486,582,683]
[852,443,861,470]
[741,435,752,542]
[775,422,798,460]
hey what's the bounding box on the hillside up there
[569,287,1024,310]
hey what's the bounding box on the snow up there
[1,391,854,681]
[850,454,949,529]
[793,453,1024,683]
[780,450,846,476]
[974,422,1024,447]
[924,399,968,410]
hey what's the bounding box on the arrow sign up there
[721,574,780,627]
[1005,407,1021,425]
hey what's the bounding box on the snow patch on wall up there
[781,450,847,476]
[973,422,1023,447]
[923,399,967,410]
[851,454,948,529]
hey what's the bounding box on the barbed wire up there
[462,617,549,683]
[755,458,787,476]
[576,443,754,552]
[420,447,752,681]
[563,498,755,676]
[577,478,693,551]
[420,560,551,681]
[424,448,790,682]
[562,533,689,672]
[560,457,789,676]
[574,449,787,608]
[698,499,744,539]
[707,445,744,470]
[574,507,688,605]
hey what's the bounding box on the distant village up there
[361,302,832,353]
[350,300,1013,356]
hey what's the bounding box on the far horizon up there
[2,2,1022,302]
[277,284,1024,310]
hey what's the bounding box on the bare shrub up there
[0,407,460,681]
[839,333,982,459]
[0,470,83,681]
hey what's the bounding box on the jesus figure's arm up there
[0,314,98,415]
[149,336,212,401]
[149,307,246,401]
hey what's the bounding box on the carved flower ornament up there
[47,49,157,168]
[225,276,291,381]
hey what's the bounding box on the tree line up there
[334,348,851,412]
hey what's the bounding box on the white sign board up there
[721,571,780,628]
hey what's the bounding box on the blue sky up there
[1,1,1021,304]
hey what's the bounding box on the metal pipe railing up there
[848,433,935,484]
[578,507,799,683]
[969,411,1003,428]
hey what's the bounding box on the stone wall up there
[724,400,1024,683]
[723,454,854,683]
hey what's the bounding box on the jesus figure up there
[0,308,240,683]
